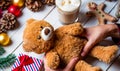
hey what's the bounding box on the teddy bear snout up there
[41,27,53,41]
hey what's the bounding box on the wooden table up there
[1,0,120,71]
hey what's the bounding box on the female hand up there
[81,24,119,57]
[44,57,79,71]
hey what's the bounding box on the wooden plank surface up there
[1,0,120,71]
[107,55,120,71]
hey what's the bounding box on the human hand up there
[44,57,79,71]
[81,24,119,57]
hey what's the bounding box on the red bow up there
[13,55,34,71]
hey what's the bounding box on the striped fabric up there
[11,54,44,71]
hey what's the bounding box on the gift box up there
[11,54,43,71]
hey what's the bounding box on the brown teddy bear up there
[23,19,119,71]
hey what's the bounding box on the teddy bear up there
[23,18,119,71]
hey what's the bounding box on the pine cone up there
[0,0,12,10]
[0,22,7,33]
[0,13,17,33]
[25,0,42,12]
[43,0,55,5]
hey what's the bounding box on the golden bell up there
[0,33,10,46]
[13,0,25,7]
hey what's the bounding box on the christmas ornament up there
[0,33,10,46]
[12,54,43,71]
[25,0,42,12]
[0,13,17,33]
[0,54,16,69]
[8,5,21,17]
[0,46,5,55]
[0,0,12,10]
[13,0,25,7]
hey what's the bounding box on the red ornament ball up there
[8,5,21,17]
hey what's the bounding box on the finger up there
[44,57,51,70]
[44,57,48,69]
[64,57,79,71]
[81,39,95,57]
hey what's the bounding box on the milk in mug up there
[56,0,81,24]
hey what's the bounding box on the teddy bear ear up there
[26,18,36,25]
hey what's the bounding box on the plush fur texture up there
[23,19,119,71]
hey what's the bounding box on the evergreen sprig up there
[0,46,5,56]
[0,54,16,69]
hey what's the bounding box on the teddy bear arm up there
[55,23,84,37]
[23,42,33,52]
[89,45,119,63]
[74,60,101,71]
[46,50,60,69]
[63,23,84,35]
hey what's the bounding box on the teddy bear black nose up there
[44,28,50,35]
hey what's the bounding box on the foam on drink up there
[56,0,81,24]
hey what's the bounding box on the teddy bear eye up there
[40,26,43,29]
[37,35,41,39]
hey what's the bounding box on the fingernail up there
[74,57,79,61]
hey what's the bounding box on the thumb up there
[81,39,95,57]
[64,57,79,71]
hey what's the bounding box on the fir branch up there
[0,54,16,69]
[0,46,5,56]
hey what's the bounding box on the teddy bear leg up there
[46,50,60,70]
[74,60,101,71]
[89,45,119,63]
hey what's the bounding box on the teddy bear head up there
[23,19,54,54]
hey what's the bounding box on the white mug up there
[56,0,81,25]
